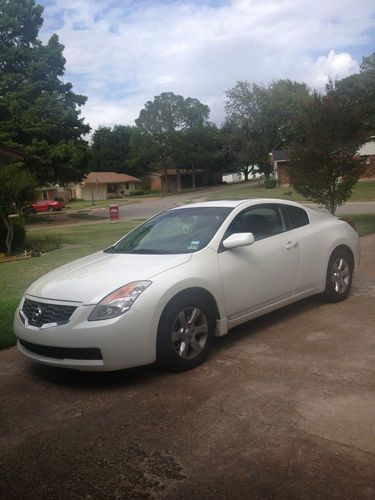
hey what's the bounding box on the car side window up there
[284,205,309,229]
[224,204,286,241]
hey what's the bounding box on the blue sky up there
[37,0,375,131]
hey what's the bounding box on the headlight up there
[88,281,152,321]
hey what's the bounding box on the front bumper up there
[14,296,157,371]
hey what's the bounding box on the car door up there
[217,204,301,320]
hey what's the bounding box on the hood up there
[26,251,192,304]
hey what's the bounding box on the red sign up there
[109,204,120,223]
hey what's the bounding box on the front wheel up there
[157,294,215,372]
[48,206,55,212]
[322,249,353,302]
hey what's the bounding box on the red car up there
[29,200,65,213]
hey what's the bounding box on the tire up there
[322,249,353,303]
[48,206,55,212]
[157,293,215,372]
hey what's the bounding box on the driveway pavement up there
[1,236,375,499]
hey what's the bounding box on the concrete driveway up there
[1,236,375,499]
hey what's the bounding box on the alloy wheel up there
[171,307,209,360]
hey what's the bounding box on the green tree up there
[328,50,375,133]
[135,92,210,190]
[171,124,225,188]
[0,0,90,185]
[225,80,311,179]
[0,162,36,254]
[288,92,365,214]
[90,125,139,174]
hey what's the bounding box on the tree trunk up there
[163,166,170,192]
[1,213,13,255]
[176,167,181,193]
[192,164,196,189]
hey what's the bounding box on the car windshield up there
[106,207,232,254]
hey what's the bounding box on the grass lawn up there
[1,213,375,350]
[204,179,375,202]
[348,214,375,236]
[0,220,140,349]
[66,198,138,210]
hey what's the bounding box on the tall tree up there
[89,125,138,174]
[225,80,311,178]
[135,92,210,190]
[172,124,225,188]
[288,91,365,214]
[328,50,375,134]
[0,0,90,185]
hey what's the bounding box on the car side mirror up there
[222,232,255,249]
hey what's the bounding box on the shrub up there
[0,219,26,253]
[264,179,277,189]
[25,235,61,255]
[129,190,146,196]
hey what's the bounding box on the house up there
[357,136,375,178]
[272,139,375,185]
[147,168,221,192]
[222,172,245,183]
[272,150,291,185]
[69,172,143,201]
[0,145,24,163]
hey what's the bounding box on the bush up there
[54,196,64,202]
[0,219,26,253]
[129,190,146,196]
[264,179,277,189]
[25,235,61,255]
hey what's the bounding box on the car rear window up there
[284,205,309,229]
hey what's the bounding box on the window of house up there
[107,183,116,193]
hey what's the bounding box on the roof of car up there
[172,198,306,209]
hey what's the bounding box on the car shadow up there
[29,361,159,389]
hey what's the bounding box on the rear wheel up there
[322,249,353,302]
[48,206,55,212]
[157,294,215,372]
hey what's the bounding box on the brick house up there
[272,138,375,185]
[146,168,221,192]
[0,145,24,162]
[272,150,291,185]
[357,136,375,178]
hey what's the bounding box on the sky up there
[38,0,375,132]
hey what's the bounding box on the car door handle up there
[285,240,298,249]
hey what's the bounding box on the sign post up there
[109,204,120,223]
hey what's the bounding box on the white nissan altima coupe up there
[14,199,360,372]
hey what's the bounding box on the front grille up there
[19,339,103,360]
[22,298,77,327]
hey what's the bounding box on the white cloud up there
[39,0,375,130]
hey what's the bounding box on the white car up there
[14,199,360,372]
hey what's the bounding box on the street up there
[89,186,375,220]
